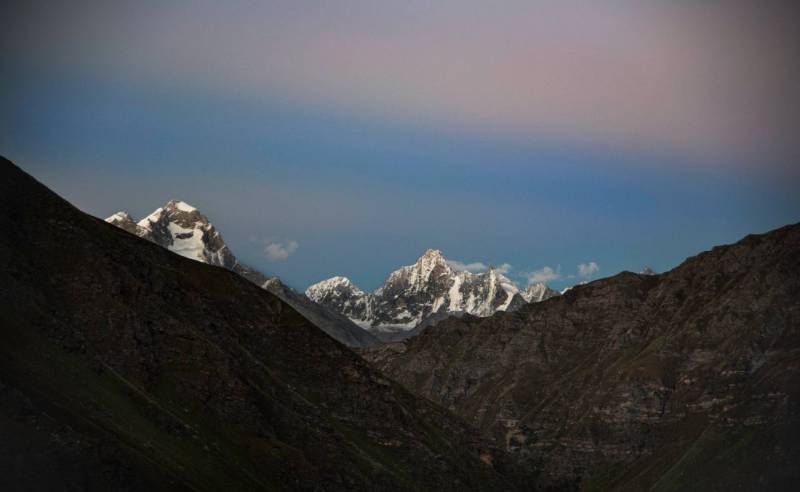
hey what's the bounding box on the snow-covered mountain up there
[105,201,378,347]
[304,276,372,326]
[520,282,560,303]
[306,249,559,335]
[108,200,236,268]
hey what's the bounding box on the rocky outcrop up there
[0,157,528,491]
[361,224,800,490]
[520,283,559,303]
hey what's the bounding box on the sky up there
[2,1,799,292]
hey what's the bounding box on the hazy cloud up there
[578,262,599,278]
[521,266,561,285]
[264,240,298,261]
[448,260,512,275]
[447,260,487,273]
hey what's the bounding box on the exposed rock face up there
[307,249,557,337]
[134,200,237,269]
[520,283,560,303]
[361,224,800,490]
[0,157,529,491]
[105,202,378,347]
[305,276,372,325]
[105,211,140,235]
[265,276,380,349]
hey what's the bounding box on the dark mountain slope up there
[0,157,527,491]
[362,223,800,491]
[107,201,378,348]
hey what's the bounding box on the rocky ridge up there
[0,157,529,491]
[306,249,558,337]
[361,224,800,490]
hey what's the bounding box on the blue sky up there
[2,1,798,291]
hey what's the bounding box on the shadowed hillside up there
[363,222,800,491]
[0,157,529,491]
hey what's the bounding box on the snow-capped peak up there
[137,207,164,228]
[307,249,559,334]
[105,211,142,235]
[306,276,365,300]
[166,200,197,213]
[420,248,446,262]
[403,248,452,292]
[109,200,236,269]
[106,211,133,223]
[521,283,559,303]
[305,276,372,327]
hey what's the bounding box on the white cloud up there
[447,260,513,275]
[521,266,561,285]
[447,260,488,273]
[264,240,298,261]
[578,262,599,278]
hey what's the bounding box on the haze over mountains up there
[307,249,559,338]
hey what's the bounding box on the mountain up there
[305,276,372,325]
[306,249,557,338]
[116,200,237,269]
[0,157,529,491]
[520,283,560,303]
[106,201,378,348]
[361,224,800,490]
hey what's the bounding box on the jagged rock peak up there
[306,276,366,298]
[106,211,134,223]
[307,248,559,335]
[404,248,450,280]
[165,199,197,213]
[105,211,140,235]
[420,248,446,262]
[107,200,235,269]
[521,282,560,303]
[138,200,208,228]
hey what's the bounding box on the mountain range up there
[106,201,378,348]
[306,249,559,339]
[107,203,560,343]
[361,222,800,490]
[3,154,799,490]
[0,157,529,491]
